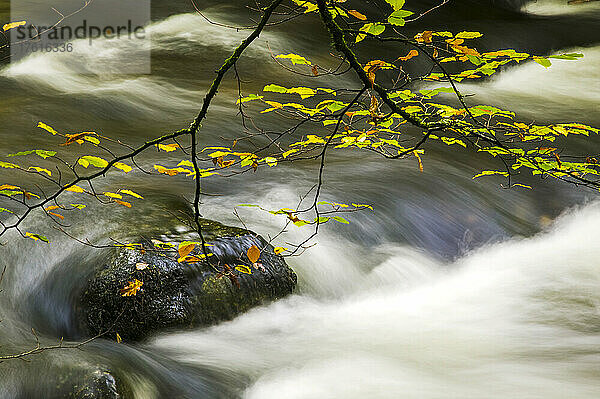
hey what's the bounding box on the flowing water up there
[0,0,599,397]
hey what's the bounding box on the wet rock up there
[78,219,296,341]
[72,370,120,399]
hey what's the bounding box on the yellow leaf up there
[103,192,123,199]
[37,122,58,135]
[235,265,252,274]
[120,189,144,199]
[114,162,132,173]
[156,143,179,152]
[65,185,85,193]
[28,166,51,176]
[119,279,143,297]
[274,247,287,255]
[247,245,261,263]
[413,150,424,172]
[3,21,26,31]
[116,333,122,343]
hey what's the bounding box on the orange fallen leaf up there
[120,279,143,297]
[178,243,195,259]
[247,245,261,264]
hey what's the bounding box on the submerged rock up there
[78,219,297,341]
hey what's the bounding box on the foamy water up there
[523,0,600,15]
[456,45,600,123]
[153,201,600,399]
[0,1,598,397]
[0,12,284,112]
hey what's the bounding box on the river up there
[0,0,599,397]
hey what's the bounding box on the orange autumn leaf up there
[414,151,424,172]
[348,10,367,20]
[178,254,213,263]
[247,245,261,264]
[415,31,433,43]
[48,211,65,220]
[119,279,143,297]
[114,200,132,208]
[156,143,179,152]
[178,243,195,258]
[62,132,95,146]
[397,49,418,61]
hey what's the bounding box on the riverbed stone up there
[78,219,296,341]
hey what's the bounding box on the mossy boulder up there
[78,219,296,341]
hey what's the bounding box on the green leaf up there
[28,166,51,176]
[236,94,263,104]
[385,0,405,10]
[287,87,316,99]
[357,23,386,42]
[332,216,350,224]
[25,232,49,243]
[548,53,583,60]
[79,156,109,168]
[8,150,56,159]
[0,190,22,196]
[263,84,288,93]
[292,0,318,13]
[388,9,413,26]
[455,31,483,39]
[533,57,551,68]
[466,55,483,65]
[276,53,311,65]
[473,170,509,179]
